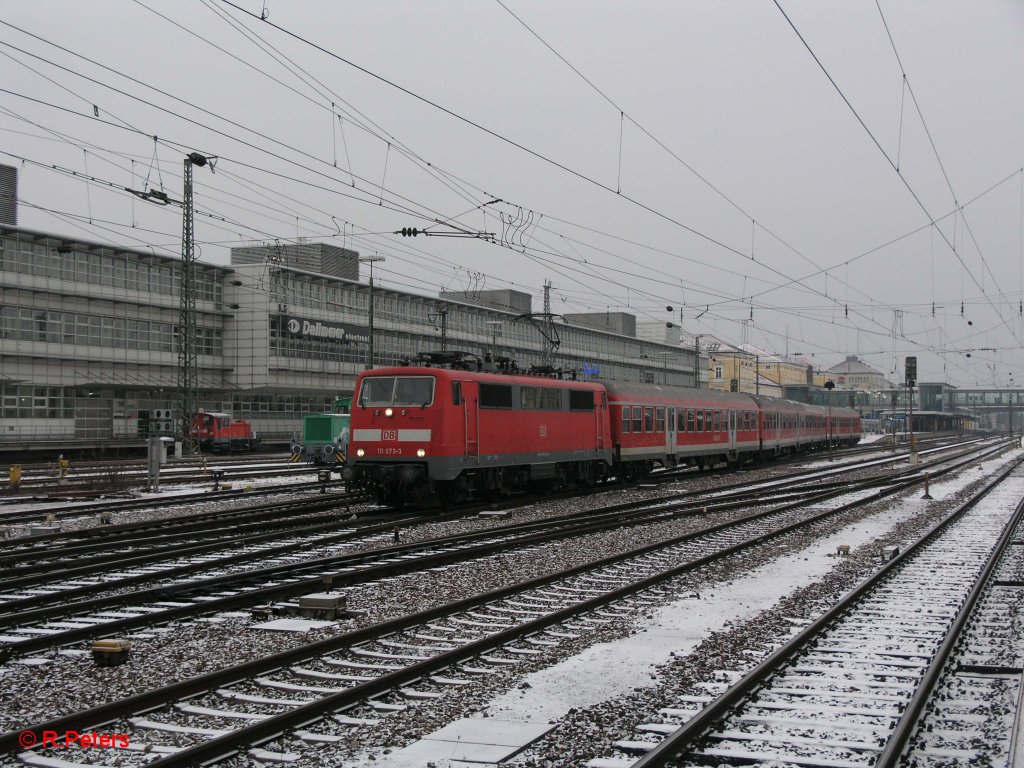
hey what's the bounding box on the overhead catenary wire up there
[3,5,1019,385]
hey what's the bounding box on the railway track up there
[0,439,1005,663]
[1,439,1015,765]
[592,455,1024,767]
[3,457,316,495]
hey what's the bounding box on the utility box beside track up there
[298,592,347,620]
[91,638,131,667]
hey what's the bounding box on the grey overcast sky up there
[2,1,1022,387]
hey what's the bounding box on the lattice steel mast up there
[178,152,213,454]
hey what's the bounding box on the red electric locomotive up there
[346,356,862,505]
[345,365,612,505]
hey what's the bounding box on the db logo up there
[382,430,397,441]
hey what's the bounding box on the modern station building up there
[0,224,697,456]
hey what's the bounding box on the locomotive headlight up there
[385,407,393,417]
[416,448,426,458]
[356,448,365,457]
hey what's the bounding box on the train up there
[343,356,862,505]
[291,398,351,466]
[190,410,260,452]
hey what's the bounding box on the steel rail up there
[0,440,1010,662]
[6,442,1010,760]
[630,453,1024,767]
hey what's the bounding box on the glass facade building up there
[0,225,695,449]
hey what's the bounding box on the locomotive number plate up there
[382,429,398,441]
[375,447,403,455]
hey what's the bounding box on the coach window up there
[695,409,704,432]
[712,410,721,432]
[621,406,631,433]
[705,409,712,431]
[677,409,686,432]
[644,407,655,432]
[687,408,696,431]
[632,406,642,433]
[655,407,665,432]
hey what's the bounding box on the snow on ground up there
[366,446,1022,768]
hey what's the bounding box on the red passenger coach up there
[603,382,762,474]
[346,366,613,505]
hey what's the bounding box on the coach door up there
[727,410,737,453]
[460,380,479,461]
[596,392,606,451]
[667,407,676,457]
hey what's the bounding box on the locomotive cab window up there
[358,376,435,408]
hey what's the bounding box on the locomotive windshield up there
[358,376,435,407]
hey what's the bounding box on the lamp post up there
[179,151,215,455]
[358,255,385,369]
[485,320,503,359]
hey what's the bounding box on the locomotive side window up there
[520,386,562,410]
[621,406,631,433]
[643,407,654,432]
[480,383,513,409]
[452,381,462,406]
[655,407,665,432]
[632,406,642,433]
[569,390,595,411]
